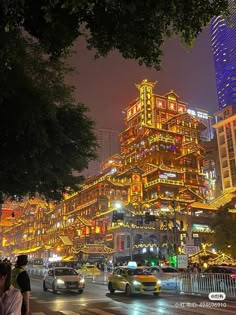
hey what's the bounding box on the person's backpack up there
[11,267,25,289]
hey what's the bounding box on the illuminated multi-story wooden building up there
[1,80,217,263]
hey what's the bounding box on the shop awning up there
[44,245,52,250]
[59,235,73,246]
[72,243,115,254]
[62,256,76,261]
[12,246,41,254]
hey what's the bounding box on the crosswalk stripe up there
[34,300,51,303]
[60,311,81,315]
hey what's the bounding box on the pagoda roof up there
[209,187,236,208]
[182,142,205,152]
[165,112,207,130]
[189,248,218,260]
[190,202,217,210]
[184,188,205,201]
[175,150,204,160]
[115,165,144,177]
[208,253,236,266]
[164,89,180,99]
[72,243,115,254]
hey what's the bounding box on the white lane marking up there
[60,311,81,315]
[88,309,115,315]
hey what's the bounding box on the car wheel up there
[108,282,115,294]
[153,292,159,297]
[78,289,83,294]
[125,284,132,297]
[52,282,57,294]
[43,281,48,292]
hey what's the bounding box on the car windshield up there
[85,266,96,269]
[127,268,151,276]
[55,268,77,276]
[225,268,236,274]
[161,267,178,273]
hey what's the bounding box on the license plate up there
[145,287,154,291]
[68,285,76,288]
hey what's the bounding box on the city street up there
[29,277,236,315]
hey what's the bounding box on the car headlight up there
[157,280,161,285]
[132,280,141,286]
[80,278,85,284]
[56,279,65,284]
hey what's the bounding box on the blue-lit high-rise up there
[210,1,236,110]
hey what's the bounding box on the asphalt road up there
[29,277,236,315]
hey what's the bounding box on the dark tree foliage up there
[0,0,230,200]
[0,33,97,201]
[211,208,236,258]
[0,0,229,69]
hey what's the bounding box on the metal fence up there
[177,273,236,299]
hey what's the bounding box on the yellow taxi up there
[78,264,101,277]
[108,264,161,296]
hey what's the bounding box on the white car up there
[43,267,85,294]
[145,266,179,289]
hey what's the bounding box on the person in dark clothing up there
[11,255,31,315]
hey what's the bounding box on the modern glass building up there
[210,1,236,110]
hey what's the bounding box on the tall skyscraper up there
[213,105,236,190]
[82,128,120,177]
[187,107,214,141]
[210,1,236,110]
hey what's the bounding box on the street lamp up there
[171,200,178,257]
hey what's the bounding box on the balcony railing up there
[144,178,184,188]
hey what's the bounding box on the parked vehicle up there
[43,267,85,294]
[77,264,101,277]
[108,266,161,296]
[201,265,236,291]
[144,266,179,289]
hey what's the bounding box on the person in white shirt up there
[0,262,22,315]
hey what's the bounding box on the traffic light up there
[145,212,150,224]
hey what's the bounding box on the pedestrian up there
[0,262,22,315]
[192,263,199,273]
[11,255,31,315]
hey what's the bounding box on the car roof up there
[210,266,236,269]
[52,267,74,270]
[115,266,147,269]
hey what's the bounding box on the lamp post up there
[171,200,178,257]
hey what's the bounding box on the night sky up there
[67,26,217,132]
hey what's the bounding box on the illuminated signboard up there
[192,224,210,231]
[187,109,208,119]
[159,172,177,179]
